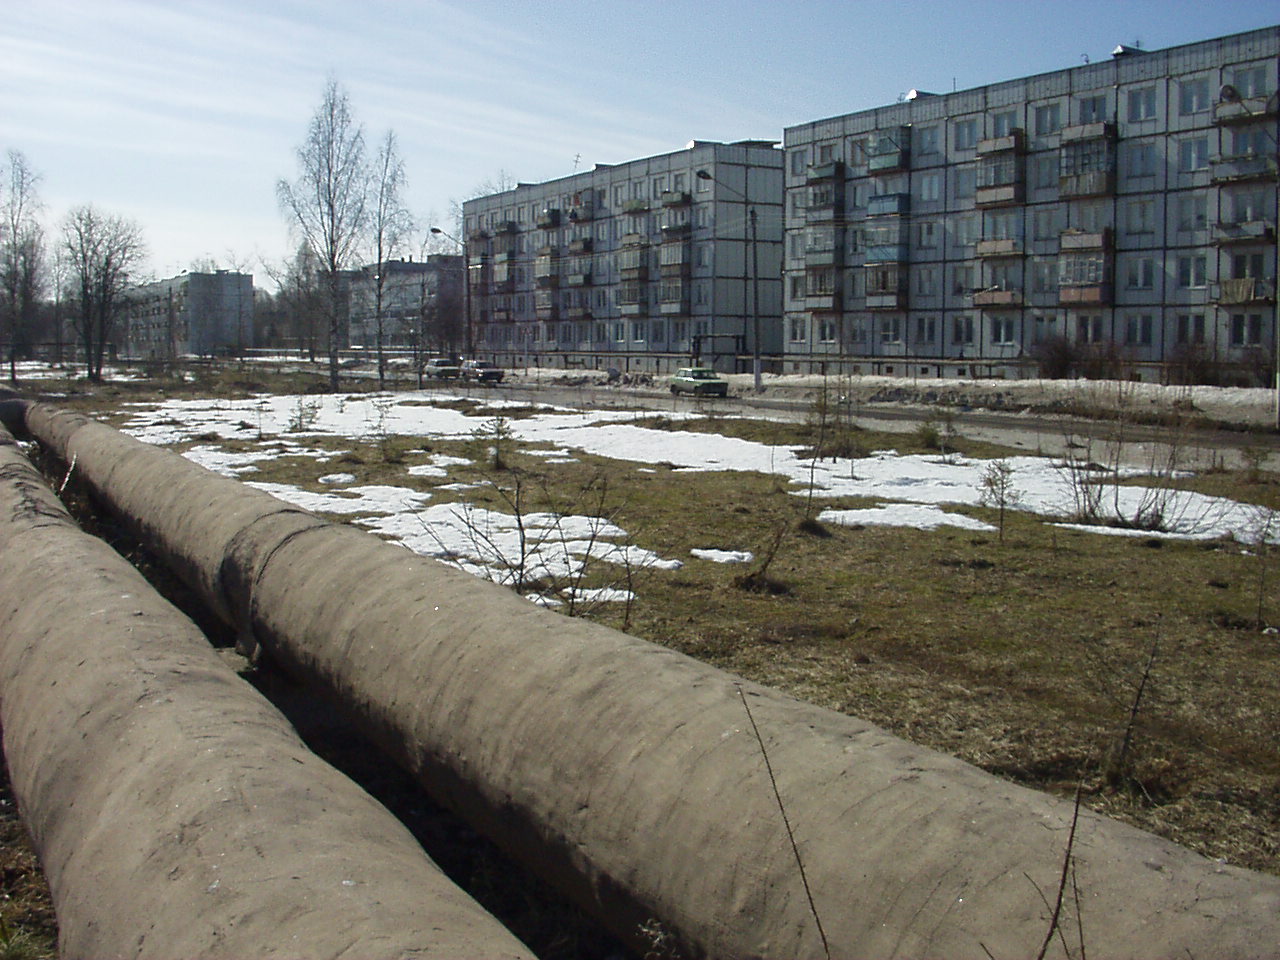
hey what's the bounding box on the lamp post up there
[1217,84,1280,431]
[429,227,471,358]
[696,169,763,392]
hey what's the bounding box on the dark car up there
[461,360,505,383]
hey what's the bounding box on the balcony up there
[805,246,841,266]
[975,237,1022,258]
[494,220,518,234]
[868,148,909,174]
[621,232,649,247]
[865,291,907,311]
[807,161,845,182]
[467,228,490,243]
[1213,277,1276,304]
[1211,154,1279,184]
[806,201,843,223]
[804,291,842,311]
[619,264,649,281]
[1060,169,1116,198]
[976,130,1025,154]
[866,193,910,217]
[623,199,650,214]
[565,304,593,320]
[1213,96,1276,125]
[1059,229,1112,251]
[564,271,592,287]
[489,278,514,294]
[973,288,1023,308]
[1212,220,1276,245]
[493,250,517,263]
[1059,283,1112,305]
[864,244,910,264]
[568,204,594,223]
[568,237,592,254]
[1060,121,1116,143]
[661,220,692,237]
[535,208,561,229]
[660,190,691,206]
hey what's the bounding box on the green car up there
[669,367,728,397]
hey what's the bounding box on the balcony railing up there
[865,291,907,310]
[1213,96,1276,125]
[536,209,561,229]
[1060,169,1116,198]
[973,288,1023,308]
[807,161,845,182]
[1212,220,1276,245]
[660,190,691,207]
[1058,283,1112,305]
[975,237,1022,258]
[866,193,910,217]
[1060,121,1116,143]
[864,244,909,264]
[1059,229,1112,251]
[1213,277,1276,304]
[1211,154,1279,184]
[623,199,650,214]
[976,130,1025,154]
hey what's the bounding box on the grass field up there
[4,365,1279,953]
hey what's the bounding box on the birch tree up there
[277,79,368,391]
[368,130,412,386]
[2,150,45,380]
[61,205,145,381]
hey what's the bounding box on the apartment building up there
[347,255,464,351]
[461,140,783,373]
[123,270,253,359]
[782,26,1278,383]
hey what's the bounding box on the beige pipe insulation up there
[18,401,1280,959]
[0,422,534,959]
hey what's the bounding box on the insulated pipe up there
[0,422,534,960]
[22,402,1280,959]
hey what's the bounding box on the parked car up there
[423,356,462,379]
[461,359,505,384]
[669,367,728,397]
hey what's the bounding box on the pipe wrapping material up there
[0,422,534,960]
[24,402,1280,959]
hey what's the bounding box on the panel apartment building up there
[347,255,464,351]
[123,270,254,359]
[781,26,1278,383]
[461,140,783,373]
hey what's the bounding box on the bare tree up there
[368,130,412,387]
[277,79,368,391]
[262,244,324,359]
[2,150,45,380]
[61,205,145,381]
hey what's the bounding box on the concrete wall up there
[14,401,1280,959]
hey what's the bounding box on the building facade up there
[782,27,1278,383]
[347,255,464,352]
[123,270,254,359]
[461,140,783,373]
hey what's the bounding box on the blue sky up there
[3,1,1275,284]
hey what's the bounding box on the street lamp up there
[1217,85,1280,431]
[696,168,763,392]
[430,226,471,358]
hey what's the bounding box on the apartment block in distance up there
[123,270,254,359]
[782,26,1278,383]
[461,140,783,374]
[347,255,464,351]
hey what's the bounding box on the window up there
[1059,252,1107,285]
[788,316,806,342]
[1126,257,1155,290]
[790,150,806,175]
[986,209,1019,240]
[1176,255,1206,289]
[1126,198,1154,235]
[673,173,686,192]
[1176,195,1207,232]
[915,317,936,342]
[1031,260,1055,293]
[989,261,1019,291]
[817,142,835,163]
[1127,142,1157,178]
[1033,208,1060,239]
[1128,87,1156,121]
[991,317,1017,345]
[1124,314,1153,346]
[1231,188,1269,223]
[1176,313,1205,344]
[789,275,806,300]
[915,266,937,295]
[954,119,978,150]
[1076,315,1104,343]
[952,263,975,294]
[1179,77,1210,115]
[917,221,937,248]
[1079,95,1107,124]
[1035,155,1058,189]
[952,315,974,345]
[918,126,940,154]
[955,167,976,198]
[1178,137,1209,172]
[955,216,979,246]
[789,233,804,258]
[1060,138,1115,178]
[918,172,940,202]
[1232,127,1270,158]
[1230,313,1263,347]
[992,110,1018,138]
[1031,314,1057,343]
[1231,65,1268,99]
[696,172,711,193]
[1034,103,1061,135]
[881,318,902,343]
[1232,251,1266,280]
[631,321,645,342]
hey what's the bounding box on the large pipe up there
[0,421,534,960]
[21,402,1280,959]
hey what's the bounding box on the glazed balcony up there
[1060,169,1116,198]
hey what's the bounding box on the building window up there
[917,221,937,248]
[952,315,974,345]
[1128,86,1157,121]
[1231,126,1270,158]
[955,166,976,198]
[954,118,978,150]
[1034,103,1061,135]
[1178,137,1209,172]
[917,126,940,154]
[1076,315,1104,343]
[881,317,902,343]
[992,110,1018,138]
[1179,77,1210,115]
[1231,65,1268,99]
[1230,313,1263,347]
[1030,259,1055,293]
[915,317,936,342]
[991,317,1017,345]
[1031,314,1057,343]
[819,318,837,342]
[955,216,979,247]
[789,274,807,300]
[1124,314,1153,346]
[1176,195,1207,232]
[1125,198,1154,235]
[918,172,941,202]
[1127,142,1157,179]
[790,150,806,175]
[952,263,976,294]
[1079,94,1107,124]
[817,142,836,163]
[788,316,806,342]
[1126,257,1155,290]
[1176,255,1207,289]
[1230,187,1269,223]
[1176,313,1205,344]
[915,266,937,295]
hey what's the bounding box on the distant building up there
[123,270,253,359]
[781,26,1279,383]
[347,255,464,352]
[462,140,783,373]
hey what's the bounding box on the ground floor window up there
[1230,312,1263,347]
